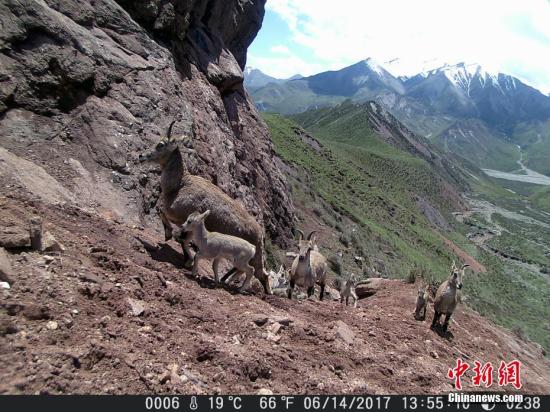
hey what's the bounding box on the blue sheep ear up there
[202,210,211,219]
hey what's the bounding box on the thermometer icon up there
[190,396,198,411]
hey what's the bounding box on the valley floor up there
[482,145,550,186]
[457,197,550,275]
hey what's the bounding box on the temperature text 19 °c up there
[209,396,243,410]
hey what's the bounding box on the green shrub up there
[339,232,351,247]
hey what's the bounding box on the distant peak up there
[363,57,385,74]
[288,74,303,80]
[430,62,498,77]
[364,58,378,66]
[417,62,520,94]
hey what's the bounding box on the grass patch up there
[264,110,462,281]
[531,187,550,214]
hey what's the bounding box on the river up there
[482,145,550,186]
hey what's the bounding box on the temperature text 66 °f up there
[260,397,295,409]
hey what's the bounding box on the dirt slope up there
[1,193,548,395]
[438,233,486,273]
[1,0,548,396]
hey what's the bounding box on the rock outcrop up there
[0,0,294,246]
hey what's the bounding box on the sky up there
[247,0,550,94]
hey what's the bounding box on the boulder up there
[266,322,282,343]
[355,278,385,299]
[0,227,30,249]
[324,285,341,301]
[159,364,182,384]
[334,320,355,345]
[127,298,146,317]
[187,27,243,93]
[42,232,65,253]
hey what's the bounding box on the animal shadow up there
[136,237,188,269]
[431,324,455,340]
[197,275,255,295]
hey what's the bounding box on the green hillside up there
[264,110,462,280]
[264,109,550,353]
[253,80,346,114]
[292,101,469,200]
[531,186,550,214]
[432,119,521,172]
[513,119,550,176]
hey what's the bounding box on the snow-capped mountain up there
[248,58,550,133]
[295,58,405,98]
[409,62,517,94]
[248,58,408,114]
[382,57,457,80]
[433,63,515,92]
[404,62,550,132]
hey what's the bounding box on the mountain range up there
[244,67,302,90]
[247,59,550,175]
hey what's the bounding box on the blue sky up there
[247,0,550,94]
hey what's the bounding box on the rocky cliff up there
[0,0,294,246]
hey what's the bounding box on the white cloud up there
[265,0,300,30]
[270,45,291,54]
[247,52,326,79]
[265,0,550,93]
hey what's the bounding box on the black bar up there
[0,395,547,412]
